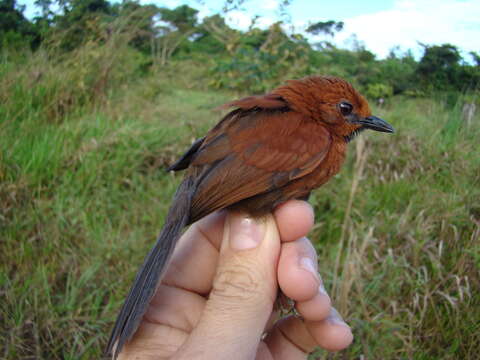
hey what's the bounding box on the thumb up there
[178,211,281,359]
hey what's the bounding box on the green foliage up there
[306,20,344,37]
[0,15,149,124]
[158,4,198,32]
[0,0,39,49]
[1,2,480,359]
[1,1,478,96]
[107,1,167,56]
[470,51,480,66]
[365,83,393,99]
[0,0,29,33]
[417,44,480,92]
[1,44,479,358]
[194,14,239,55]
[209,23,312,93]
[375,53,417,94]
[417,44,461,84]
[43,0,112,50]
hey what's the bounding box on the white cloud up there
[256,16,276,28]
[18,0,480,62]
[334,0,480,59]
[195,3,214,22]
[226,10,275,30]
[260,0,279,11]
[226,10,254,29]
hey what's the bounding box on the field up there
[1,50,479,359]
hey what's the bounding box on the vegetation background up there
[1,0,479,358]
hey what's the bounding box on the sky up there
[17,0,480,62]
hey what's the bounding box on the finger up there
[265,309,353,357]
[256,342,274,360]
[177,212,280,359]
[274,200,314,243]
[295,283,331,321]
[145,284,205,332]
[263,316,312,359]
[278,237,320,301]
[120,285,207,359]
[118,318,188,360]
[305,308,353,351]
[162,200,313,296]
[162,210,227,295]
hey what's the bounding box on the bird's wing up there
[187,109,332,221]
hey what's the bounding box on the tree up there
[153,5,199,65]
[0,0,38,49]
[198,14,240,55]
[470,51,480,67]
[1,0,26,31]
[376,54,417,94]
[111,1,161,54]
[38,0,113,51]
[158,4,198,32]
[417,44,461,90]
[306,20,343,37]
[306,20,344,51]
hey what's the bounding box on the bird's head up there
[273,76,394,141]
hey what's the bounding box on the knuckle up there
[211,262,264,303]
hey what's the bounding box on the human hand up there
[118,200,353,359]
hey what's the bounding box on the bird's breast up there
[283,139,347,197]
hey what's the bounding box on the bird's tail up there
[106,177,194,359]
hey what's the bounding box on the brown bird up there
[106,75,394,358]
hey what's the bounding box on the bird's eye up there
[339,102,353,116]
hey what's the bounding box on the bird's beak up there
[355,115,394,133]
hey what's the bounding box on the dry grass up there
[1,45,479,359]
[309,98,480,359]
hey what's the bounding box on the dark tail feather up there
[106,177,194,359]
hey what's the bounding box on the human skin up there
[117,200,353,359]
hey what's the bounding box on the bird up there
[106,75,394,358]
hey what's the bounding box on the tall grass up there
[310,96,480,359]
[1,40,479,359]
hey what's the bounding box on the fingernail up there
[300,257,320,281]
[229,214,265,250]
[328,308,350,327]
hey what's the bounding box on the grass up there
[1,48,479,359]
[310,97,480,359]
